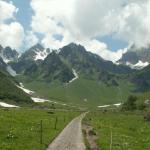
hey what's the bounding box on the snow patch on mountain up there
[113,103,122,107]
[98,103,122,108]
[1,57,10,63]
[0,102,19,108]
[126,60,149,70]
[17,83,35,95]
[134,60,149,69]
[6,66,17,76]
[0,52,9,63]
[31,97,49,103]
[69,69,79,83]
[98,105,110,108]
[31,97,67,107]
[34,49,51,61]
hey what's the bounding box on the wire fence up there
[0,114,73,150]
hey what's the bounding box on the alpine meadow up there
[0,0,150,149]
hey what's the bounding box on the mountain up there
[24,51,75,83]
[0,45,19,63]
[59,43,134,77]
[118,45,150,69]
[12,43,134,84]
[0,70,31,105]
[10,43,51,74]
[20,43,51,61]
[0,45,18,76]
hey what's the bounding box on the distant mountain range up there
[10,43,134,83]
[0,43,149,107]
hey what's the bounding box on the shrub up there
[137,103,146,110]
[122,95,137,111]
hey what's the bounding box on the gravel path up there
[47,113,86,150]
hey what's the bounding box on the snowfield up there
[0,102,19,108]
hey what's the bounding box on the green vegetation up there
[0,108,80,150]
[0,71,31,105]
[17,75,136,108]
[122,95,138,111]
[84,111,150,150]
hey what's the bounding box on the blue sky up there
[98,36,128,51]
[11,0,32,30]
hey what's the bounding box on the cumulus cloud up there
[24,31,39,49]
[30,0,150,61]
[83,40,127,62]
[0,22,24,49]
[0,0,25,49]
[74,0,150,48]
[116,1,150,48]
[0,0,18,23]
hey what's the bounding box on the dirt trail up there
[47,113,86,150]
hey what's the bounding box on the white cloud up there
[0,22,24,49]
[116,1,150,48]
[31,0,75,35]
[24,31,39,49]
[30,0,150,61]
[78,39,127,62]
[74,0,150,48]
[0,0,18,23]
[0,0,25,49]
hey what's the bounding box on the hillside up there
[131,65,150,90]
[0,70,31,105]
[16,75,135,108]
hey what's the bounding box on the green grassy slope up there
[0,108,80,150]
[17,75,136,108]
[84,111,150,150]
[0,71,31,105]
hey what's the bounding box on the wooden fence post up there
[54,117,58,130]
[40,120,43,146]
[110,127,113,150]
